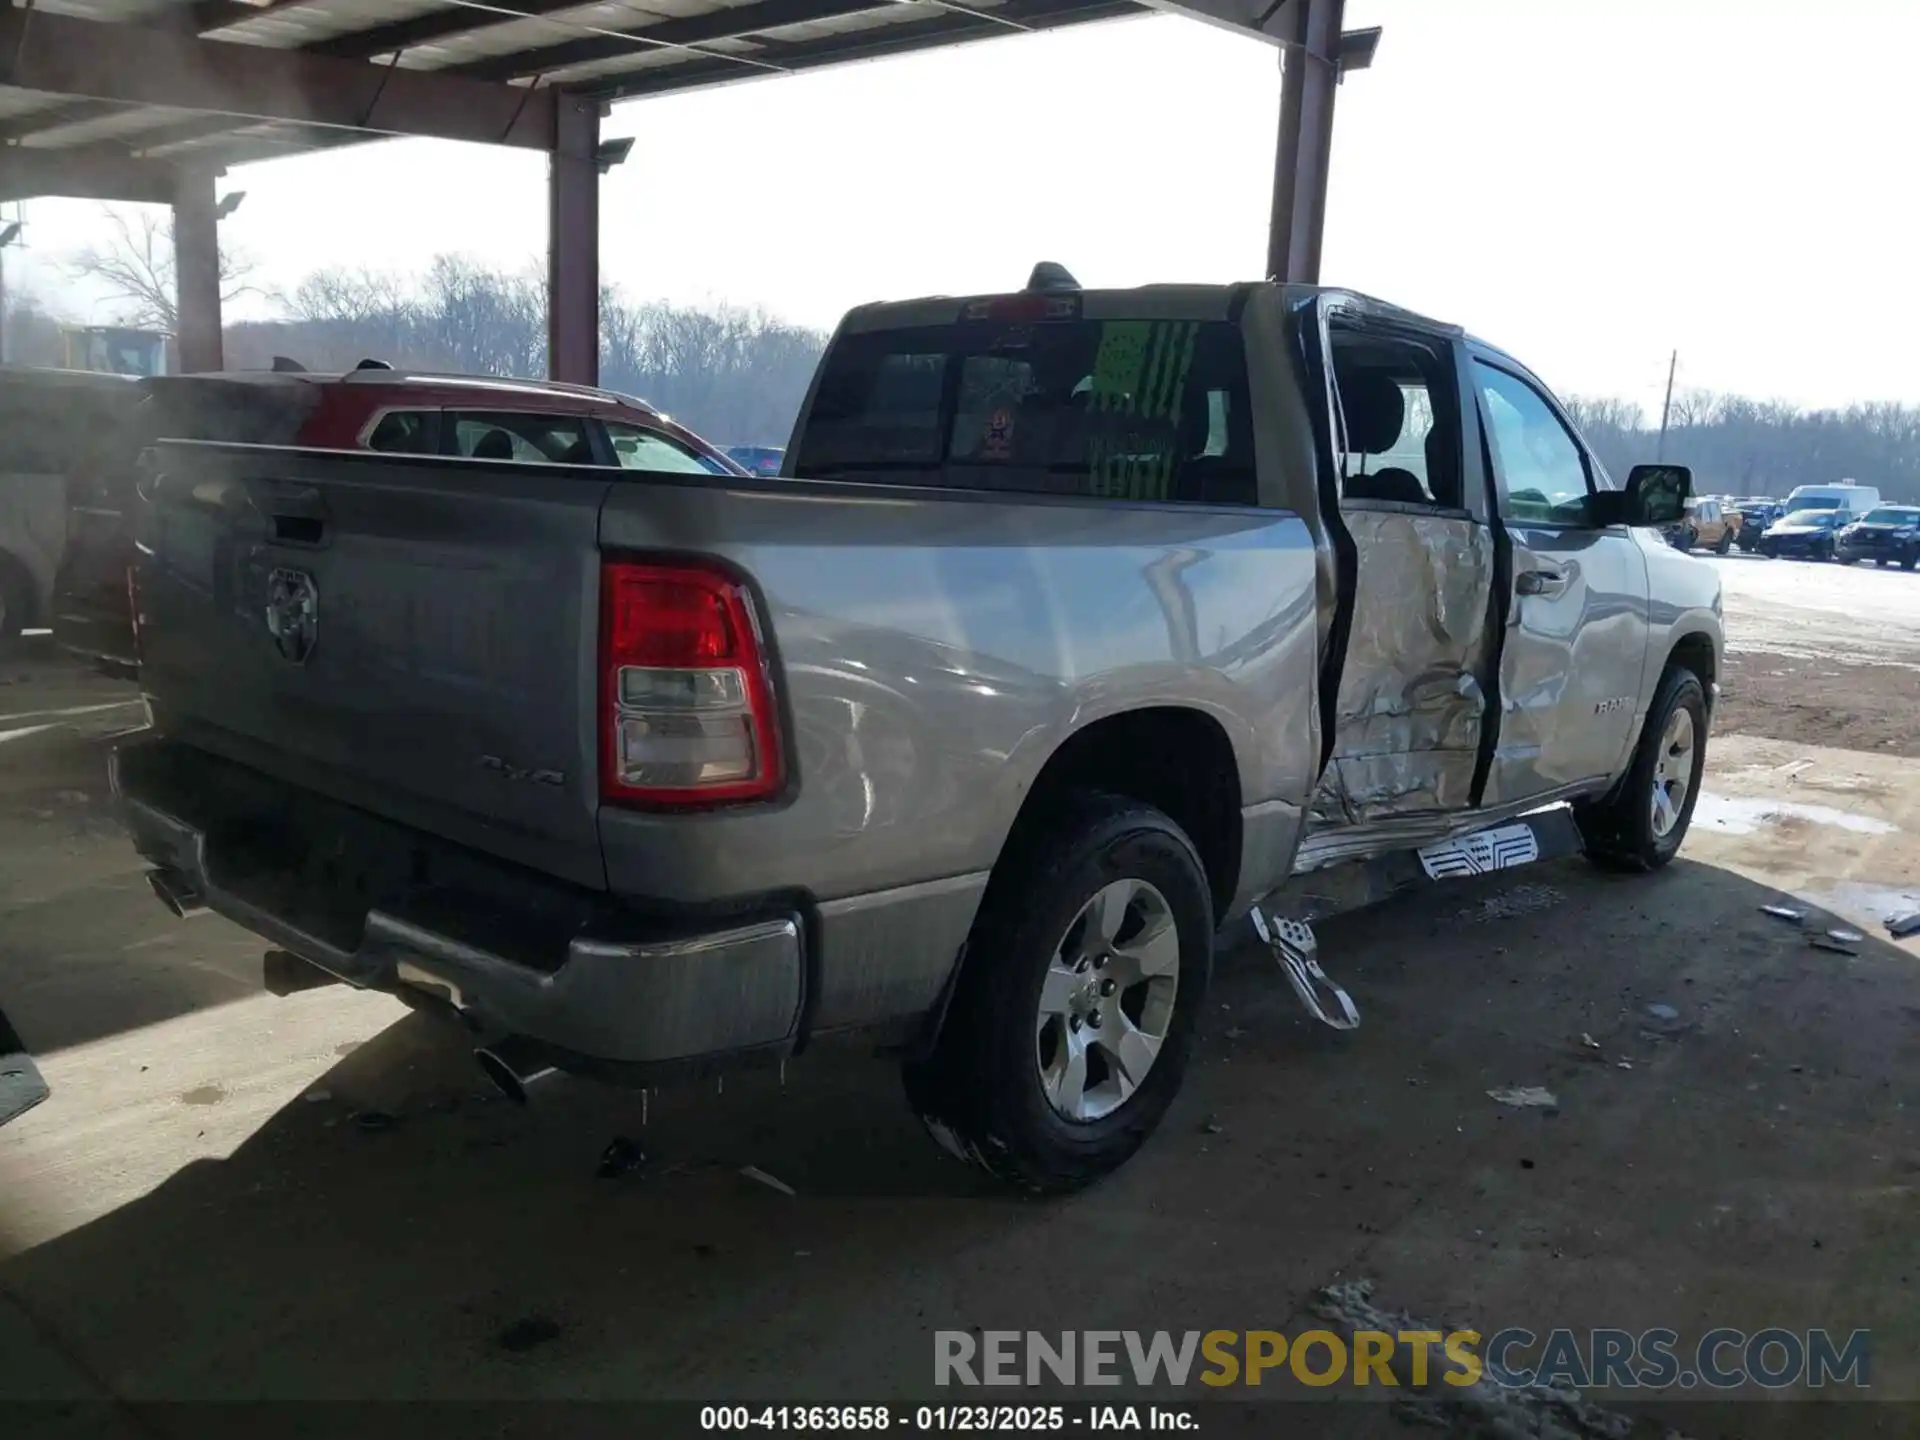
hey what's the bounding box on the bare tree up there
[259,254,828,444]
[1663,386,1722,431]
[64,205,255,331]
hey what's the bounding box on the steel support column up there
[173,168,222,373]
[547,97,600,386]
[1266,0,1343,284]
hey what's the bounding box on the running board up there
[1249,908,1360,1030]
[1249,806,1584,1032]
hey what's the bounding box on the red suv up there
[54,365,745,673]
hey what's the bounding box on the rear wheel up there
[904,793,1213,1194]
[1903,553,1917,572]
[1576,667,1708,872]
[1714,528,1733,554]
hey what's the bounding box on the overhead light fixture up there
[0,222,19,247]
[1337,26,1382,75]
[214,190,246,220]
[595,136,635,175]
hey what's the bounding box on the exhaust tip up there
[147,868,206,919]
[475,1047,529,1105]
[475,1040,556,1106]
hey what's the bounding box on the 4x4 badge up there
[265,567,318,665]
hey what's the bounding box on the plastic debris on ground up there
[1827,927,1865,945]
[1645,1002,1680,1022]
[1486,1085,1558,1109]
[1761,904,1806,924]
[740,1164,796,1196]
[596,1136,645,1180]
[353,1109,396,1132]
[303,1088,331,1103]
[1809,935,1858,956]
[1887,910,1920,938]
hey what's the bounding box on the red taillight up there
[599,560,784,806]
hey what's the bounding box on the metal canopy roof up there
[0,0,1294,189]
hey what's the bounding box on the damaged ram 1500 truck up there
[113,271,1721,1191]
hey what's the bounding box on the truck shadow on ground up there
[2,856,1915,1428]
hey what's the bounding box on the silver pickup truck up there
[113,273,1722,1189]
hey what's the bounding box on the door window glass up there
[1330,329,1462,508]
[365,410,435,455]
[450,411,593,465]
[1474,364,1592,524]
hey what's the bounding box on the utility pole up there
[1656,348,1677,460]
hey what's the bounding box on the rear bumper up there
[1837,540,1911,564]
[1759,535,1830,558]
[111,736,805,1080]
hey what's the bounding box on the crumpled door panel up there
[1310,509,1494,827]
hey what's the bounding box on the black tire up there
[1714,529,1733,554]
[1576,667,1709,872]
[903,793,1214,1194]
[1903,554,1917,572]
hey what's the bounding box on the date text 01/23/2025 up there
[700,1405,1198,1432]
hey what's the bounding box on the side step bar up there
[1252,806,1585,1032]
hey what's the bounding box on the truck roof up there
[837,282,1466,340]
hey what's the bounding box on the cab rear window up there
[795,318,1256,506]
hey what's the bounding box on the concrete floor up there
[2,605,1917,1437]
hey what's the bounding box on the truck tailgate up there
[136,444,612,890]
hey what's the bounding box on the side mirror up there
[1593,464,1692,528]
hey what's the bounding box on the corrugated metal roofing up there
[0,0,1168,171]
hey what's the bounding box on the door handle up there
[255,484,329,545]
[1517,568,1568,598]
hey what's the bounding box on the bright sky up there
[8,0,1917,411]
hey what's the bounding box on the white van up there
[1784,481,1882,519]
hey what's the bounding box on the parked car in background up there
[1783,481,1881,521]
[114,272,1720,1192]
[0,368,142,643]
[53,366,745,673]
[1757,506,1848,561]
[1836,505,1920,569]
[724,444,785,477]
[1666,496,1740,553]
[1732,498,1781,548]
